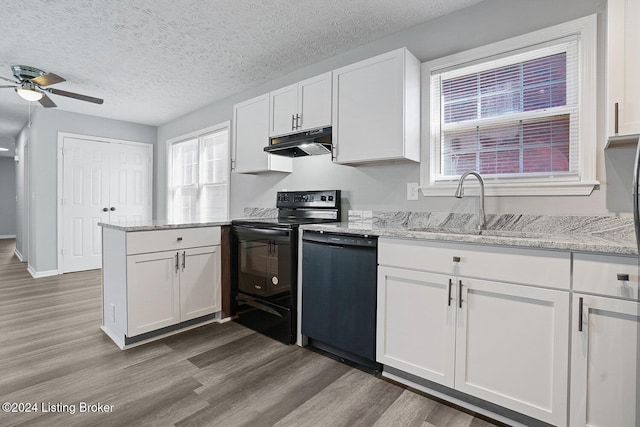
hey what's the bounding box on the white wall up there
[0,157,17,237]
[14,125,28,259]
[15,108,157,274]
[156,0,618,221]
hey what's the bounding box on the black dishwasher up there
[301,230,380,371]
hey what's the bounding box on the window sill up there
[419,180,599,197]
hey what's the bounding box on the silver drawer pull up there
[177,237,183,242]
[453,256,461,263]
[617,273,629,281]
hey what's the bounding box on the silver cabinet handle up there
[578,297,584,332]
[458,280,463,308]
[615,102,619,135]
[295,113,301,129]
[617,273,629,281]
[175,252,179,272]
[291,114,295,131]
[453,256,461,263]
[448,279,453,306]
[182,251,186,270]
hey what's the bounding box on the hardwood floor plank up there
[273,368,404,427]
[373,389,439,427]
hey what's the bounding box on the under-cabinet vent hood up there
[264,127,332,157]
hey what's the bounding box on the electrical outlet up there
[407,182,419,201]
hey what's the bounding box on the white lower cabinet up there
[377,238,570,426]
[127,246,221,336]
[377,267,456,387]
[101,226,222,348]
[570,253,639,427]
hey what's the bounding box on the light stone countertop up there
[98,219,231,232]
[300,212,638,256]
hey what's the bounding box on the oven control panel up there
[276,190,341,209]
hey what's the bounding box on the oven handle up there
[233,226,291,238]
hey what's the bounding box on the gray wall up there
[156,0,619,221]
[0,157,16,237]
[14,126,28,259]
[15,108,157,274]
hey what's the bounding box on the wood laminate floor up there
[0,239,503,427]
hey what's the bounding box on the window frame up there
[166,121,231,222]
[420,14,598,196]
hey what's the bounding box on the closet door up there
[62,138,111,272]
[62,138,152,273]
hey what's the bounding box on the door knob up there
[102,207,108,212]
[110,207,116,211]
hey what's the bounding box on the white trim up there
[0,234,16,239]
[27,265,59,278]
[420,14,599,197]
[166,121,231,223]
[14,248,24,262]
[57,132,154,274]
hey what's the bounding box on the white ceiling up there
[0,0,484,155]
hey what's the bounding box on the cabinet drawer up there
[379,238,570,289]
[379,238,457,274]
[573,253,638,300]
[126,227,221,255]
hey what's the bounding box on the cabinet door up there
[377,266,456,387]
[455,278,569,426]
[570,294,639,427]
[269,83,298,137]
[332,48,419,164]
[298,72,332,132]
[180,245,221,321]
[608,0,640,136]
[127,250,180,337]
[232,94,292,173]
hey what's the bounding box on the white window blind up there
[431,40,579,182]
[169,125,229,222]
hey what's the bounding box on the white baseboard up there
[27,265,59,278]
[0,235,16,239]
[14,248,24,262]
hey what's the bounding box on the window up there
[421,15,597,196]
[168,122,230,222]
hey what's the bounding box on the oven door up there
[233,225,293,299]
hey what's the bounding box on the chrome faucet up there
[454,171,486,230]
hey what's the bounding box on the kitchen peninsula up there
[99,220,228,349]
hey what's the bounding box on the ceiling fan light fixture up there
[15,84,43,102]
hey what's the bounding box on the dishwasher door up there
[301,231,378,364]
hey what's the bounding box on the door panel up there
[62,138,152,273]
[180,246,221,321]
[376,266,456,387]
[570,294,639,427]
[455,278,569,426]
[62,138,110,272]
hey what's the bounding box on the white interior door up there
[62,137,153,273]
[109,143,152,223]
[62,138,111,272]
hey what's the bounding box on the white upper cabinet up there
[232,93,292,174]
[332,48,420,164]
[269,72,332,137]
[607,0,640,137]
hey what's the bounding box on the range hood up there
[264,127,332,157]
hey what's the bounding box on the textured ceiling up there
[0,0,484,155]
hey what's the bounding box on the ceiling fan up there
[0,64,103,108]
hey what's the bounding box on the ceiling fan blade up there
[31,73,66,87]
[0,75,18,84]
[0,85,17,88]
[47,88,103,104]
[38,94,57,108]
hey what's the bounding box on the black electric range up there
[231,190,341,344]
